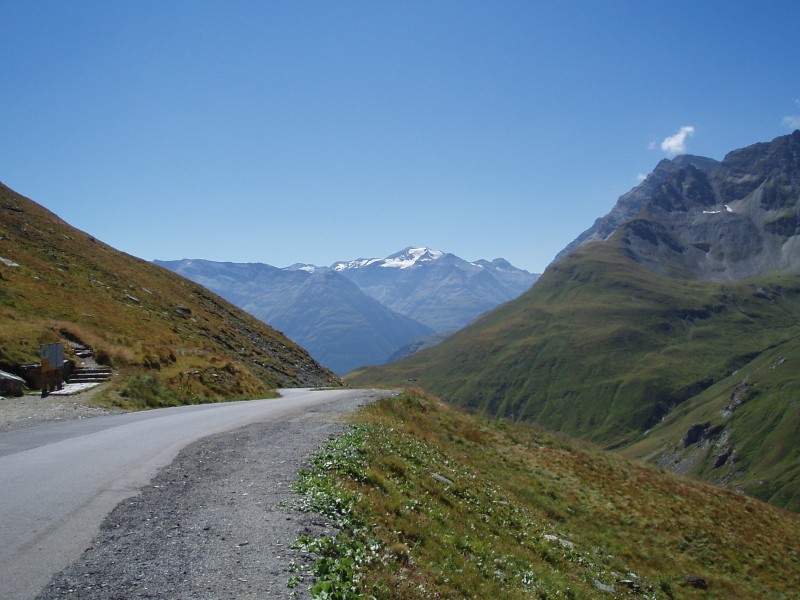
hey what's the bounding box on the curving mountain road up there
[0,388,383,599]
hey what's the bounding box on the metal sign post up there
[40,343,64,396]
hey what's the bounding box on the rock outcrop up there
[0,369,25,397]
[555,131,800,282]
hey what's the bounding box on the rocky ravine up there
[22,389,393,600]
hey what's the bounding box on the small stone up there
[685,575,708,589]
[617,579,639,590]
[594,580,616,594]
[430,472,454,485]
[544,534,574,549]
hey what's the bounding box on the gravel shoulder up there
[24,388,393,600]
[0,385,127,433]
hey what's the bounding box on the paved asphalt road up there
[0,388,366,600]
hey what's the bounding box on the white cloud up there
[782,115,800,129]
[660,126,695,155]
[637,173,647,182]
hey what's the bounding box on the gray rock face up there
[552,155,720,265]
[554,131,800,282]
[682,422,710,448]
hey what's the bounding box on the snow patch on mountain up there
[332,247,446,271]
[382,247,445,269]
[332,258,383,272]
[702,205,734,215]
[285,263,321,273]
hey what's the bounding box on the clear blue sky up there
[2,1,799,273]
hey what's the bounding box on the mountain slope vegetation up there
[348,246,800,509]
[350,244,800,441]
[621,335,800,510]
[348,132,800,511]
[292,390,800,598]
[0,183,339,406]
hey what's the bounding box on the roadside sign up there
[40,343,64,395]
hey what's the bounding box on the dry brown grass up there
[0,182,340,405]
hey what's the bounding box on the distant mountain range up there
[349,131,800,511]
[156,248,538,374]
[329,247,538,331]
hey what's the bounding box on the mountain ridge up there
[551,154,721,265]
[347,131,800,511]
[155,258,436,374]
[328,246,538,331]
[156,248,537,373]
[557,130,800,281]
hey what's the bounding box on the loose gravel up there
[0,385,126,433]
[28,389,393,600]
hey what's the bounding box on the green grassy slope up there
[0,182,340,406]
[292,391,800,598]
[621,337,800,511]
[347,244,800,508]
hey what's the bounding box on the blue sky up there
[2,1,799,273]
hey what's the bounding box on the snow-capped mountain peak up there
[331,258,383,272]
[382,247,445,269]
[156,248,538,370]
[285,263,322,273]
[331,247,446,272]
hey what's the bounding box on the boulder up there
[593,580,616,594]
[544,534,575,549]
[430,472,454,485]
[0,369,26,397]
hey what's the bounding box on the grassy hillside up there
[621,337,800,511]
[292,390,800,598]
[347,244,800,508]
[0,182,340,407]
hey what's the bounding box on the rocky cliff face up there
[552,155,720,265]
[556,131,800,281]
